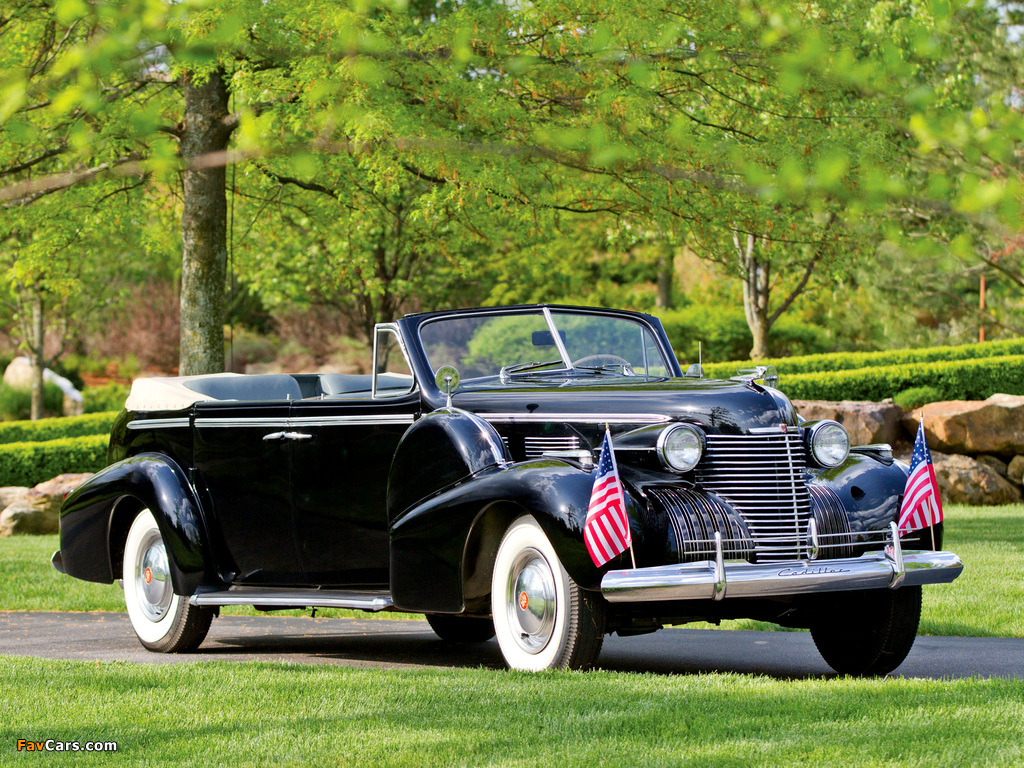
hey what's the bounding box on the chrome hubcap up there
[135,531,172,621]
[506,548,556,654]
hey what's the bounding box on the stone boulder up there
[0,486,29,510]
[793,399,902,446]
[904,394,1024,456]
[1008,455,1024,485]
[0,473,93,536]
[931,453,1022,505]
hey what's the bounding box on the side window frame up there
[372,323,418,399]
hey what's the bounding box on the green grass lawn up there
[1,504,1021,635]
[1,655,1023,767]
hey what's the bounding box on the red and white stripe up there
[584,475,629,567]
[898,461,943,536]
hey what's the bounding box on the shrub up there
[894,386,944,410]
[0,433,108,487]
[0,412,118,446]
[83,383,130,414]
[781,356,1024,402]
[0,382,66,421]
[702,337,1024,379]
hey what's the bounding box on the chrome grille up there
[808,484,855,559]
[696,430,811,562]
[646,486,756,563]
[524,435,580,459]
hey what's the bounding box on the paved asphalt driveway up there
[2,611,1021,679]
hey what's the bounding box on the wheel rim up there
[506,547,557,654]
[134,530,172,622]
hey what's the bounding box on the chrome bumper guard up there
[602,523,963,603]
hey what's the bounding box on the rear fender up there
[389,460,637,613]
[59,452,210,595]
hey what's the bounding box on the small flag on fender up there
[584,428,630,567]
[897,420,944,537]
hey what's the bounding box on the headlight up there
[657,424,705,472]
[807,420,850,468]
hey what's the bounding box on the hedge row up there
[701,337,1024,379]
[780,355,1024,402]
[0,411,118,446]
[0,433,109,487]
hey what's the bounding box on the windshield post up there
[541,307,574,371]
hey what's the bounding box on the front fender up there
[59,452,210,595]
[389,460,640,613]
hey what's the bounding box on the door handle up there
[262,431,287,441]
[282,432,313,440]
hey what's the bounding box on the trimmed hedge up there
[702,337,1024,379]
[0,412,118,446]
[781,355,1024,402]
[0,433,109,487]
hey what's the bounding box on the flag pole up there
[924,418,936,551]
[607,421,637,569]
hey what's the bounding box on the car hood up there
[450,377,796,434]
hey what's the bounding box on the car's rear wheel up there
[490,515,605,671]
[426,614,496,643]
[810,586,922,676]
[122,509,213,652]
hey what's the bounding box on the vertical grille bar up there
[695,430,811,562]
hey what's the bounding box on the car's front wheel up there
[122,509,213,652]
[810,586,922,676]
[490,515,605,671]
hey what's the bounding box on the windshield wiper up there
[499,359,565,383]
[574,363,635,376]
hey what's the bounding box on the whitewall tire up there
[490,515,605,671]
[122,509,212,652]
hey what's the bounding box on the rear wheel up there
[810,586,922,676]
[122,509,213,652]
[426,614,495,643]
[490,516,605,671]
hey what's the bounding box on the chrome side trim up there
[190,587,394,612]
[288,415,416,427]
[482,413,669,425]
[601,549,963,603]
[127,418,190,430]
[195,417,291,429]
[195,415,416,429]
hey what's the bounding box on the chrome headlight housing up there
[657,424,705,472]
[806,420,850,468]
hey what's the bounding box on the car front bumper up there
[601,523,963,603]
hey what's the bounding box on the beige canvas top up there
[125,373,245,412]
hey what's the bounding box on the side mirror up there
[435,365,461,410]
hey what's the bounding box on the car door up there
[192,402,304,585]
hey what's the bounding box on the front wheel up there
[490,516,606,671]
[810,586,922,676]
[122,509,213,653]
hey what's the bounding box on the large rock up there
[0,473,93,536]
[1008,455,1024,485]
[793,399,902,446]
[0,487,29,510]
[931,453,1022,505]
[904,394,1024,456]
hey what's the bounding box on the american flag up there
[584,428,630,567]
[897,420,944,537]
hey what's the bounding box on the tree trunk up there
[29,291,45,420]
[656,241,674,310]
[737,232,771,360]
[179,69,231,375]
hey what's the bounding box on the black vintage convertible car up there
[54,305,962,673]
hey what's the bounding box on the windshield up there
[418,309,672,385]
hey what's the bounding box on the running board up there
[189,587,393,612]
